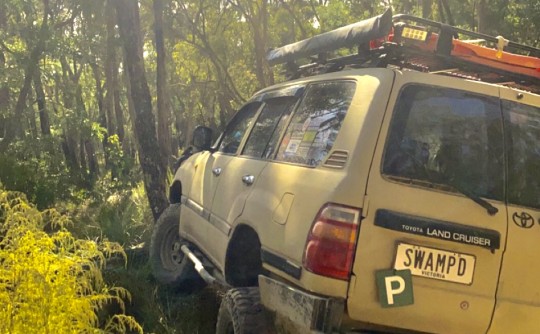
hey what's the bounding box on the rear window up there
[382,85,505,201]
[504,101,540,209]
[275,81,356,166]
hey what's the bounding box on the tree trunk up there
[61,131,80,175]
[33,68,51,136]
[115,0,168,221]
[85,139,99,178]
[477,0,488,33]
[440,0,455,26]
[153,0,173,170]
[90,62,105,125]
[105,0,117,137]
[90,60,109,171]
[122,57,138,159]
[401,0,414,14]
[422,0,432,19]
[253,0,273,88]
[278,0,308,39]
[3,0,50,147]
[59,56,84,179]
[437,0,446,23]
[0,1,6,28]
[80,137,88,177]
[113,76,125,143]
[28,88,38,141]
[0,51,8,141]
[0,5,7,124]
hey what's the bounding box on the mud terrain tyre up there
[149,204,204,289]
[216,287,272,334]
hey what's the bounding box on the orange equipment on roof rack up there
[267,9,540,94]
[392,14,540,82]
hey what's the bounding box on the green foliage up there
[68,182,153,248]
[0,138,72,210]
[105,135,137,188]
[93,183,152,247]
[0,188,143,334]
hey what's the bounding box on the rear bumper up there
[258,275,345,333]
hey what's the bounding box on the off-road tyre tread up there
[216,287,272,334]
[149,204,203,289]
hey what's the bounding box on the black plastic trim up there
[375,209,501,250]
[261,249,302,279]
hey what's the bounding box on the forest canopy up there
[0,1,539,332]
[0,0,539,218]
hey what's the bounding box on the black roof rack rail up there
[393,14,540,57]
[267,9,540,94]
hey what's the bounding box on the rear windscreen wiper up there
[448,183,499,216]
[427,170,499,216]
[387,171,499,216]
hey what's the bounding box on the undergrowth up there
[62,181,153,248]
[0,187,143,334]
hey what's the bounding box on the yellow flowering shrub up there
[0,189,143,334]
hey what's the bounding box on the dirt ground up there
[104,247,222,334]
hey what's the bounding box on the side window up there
[218,103,261,154]
[275,81,356,166]
[382,85,504,201]
[242,97,297,159]
[504,101,540,209]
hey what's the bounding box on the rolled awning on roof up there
[266,8,393,66]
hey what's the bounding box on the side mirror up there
[192,126,213,151]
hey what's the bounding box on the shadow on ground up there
[104,246,222,334]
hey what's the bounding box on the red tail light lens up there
[303,204,361,280]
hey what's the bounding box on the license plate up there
[394,243,476,285]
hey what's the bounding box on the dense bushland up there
[1,1,538,332]
[0,187,143,333]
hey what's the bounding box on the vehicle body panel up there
[172,66,540,334]
[242,69,395,297]
[488,88,540,334]
[347,72,508,334]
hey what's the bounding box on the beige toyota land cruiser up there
[150,9,540,334]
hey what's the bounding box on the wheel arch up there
[224,223,263,287]
[169,180,182,204]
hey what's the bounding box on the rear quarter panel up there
[242,69,396,297]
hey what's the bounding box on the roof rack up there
[266,8,540,94]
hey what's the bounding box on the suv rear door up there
[348,73,507,334]
[488,89,540,333]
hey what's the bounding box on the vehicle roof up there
[253,67,540,99]
[263,9,540,97]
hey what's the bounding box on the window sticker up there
[285,139,301,154]
[276,81,356,166]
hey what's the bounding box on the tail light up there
[303,203,361,280]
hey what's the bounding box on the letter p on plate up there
[384,276,405,304]
[376,269,414,308]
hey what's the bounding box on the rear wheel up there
[149,204,205,290]
[216,287,273,334]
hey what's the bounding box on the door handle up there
[212,167,222,176]
[241,175,255,186]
